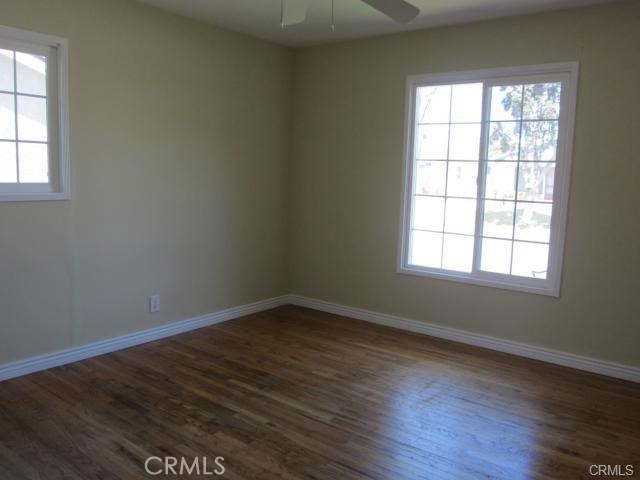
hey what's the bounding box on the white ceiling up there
[135,0,614,47]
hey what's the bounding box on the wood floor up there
[0,306,638,479]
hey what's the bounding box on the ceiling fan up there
[280,0,420,28]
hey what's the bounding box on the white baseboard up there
[0,295,289,382]
[288,294,640,383]
[2,293,638,384]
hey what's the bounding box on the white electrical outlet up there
[149,294,160,313]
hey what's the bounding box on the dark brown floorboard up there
[0,305,638,479]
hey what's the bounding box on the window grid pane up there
[17,95,48,142]
[442,233,474,272]
[482,200,515,240]
[16,52,47,96]
[18,142,48,183]
[514,202,552,243]
[520,120,558,161]
[0,92,16,140]
[517,162,555,202]
[0,140,17,182]
[523,83,562,121]
[0,49,14,92]
[488,121,521,160]
[410,230,442,269]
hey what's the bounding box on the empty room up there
[0,0,639,478]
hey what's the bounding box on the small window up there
[0,25,69,201]
[399,63,578,296]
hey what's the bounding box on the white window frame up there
[398,63,579,297]
[0,25,70,202]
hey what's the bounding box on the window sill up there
[397,264,560,297]
[0,191,71,202]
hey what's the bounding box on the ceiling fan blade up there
[281,0,309,26]
[360,0,420,24]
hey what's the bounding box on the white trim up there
[0,25,70,202]
[398,62,579,297]
[288,295,640,383]
[406,62,579,86]
[0,296,288,382]
[1,294,637,384]
[0,25,67,50]
[0,191,70,202]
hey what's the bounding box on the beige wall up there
[290,1,640,367]
[1,0,638,370]
[0,0,292,363]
